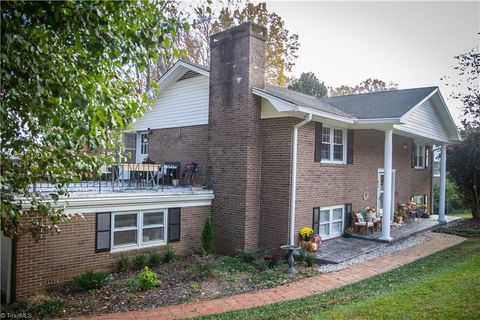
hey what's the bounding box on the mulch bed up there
[435,217,480,238]
[43,254,319,318]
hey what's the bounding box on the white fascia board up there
[399,88,438,123]
[20,192,214,215]
[355,118,403,125]
[393,125,451,144]
[252,88,298,112]
[296,106,355,124]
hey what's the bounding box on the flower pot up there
[343,233,352,238]
[172,179,179,187]
[366,211,376,220]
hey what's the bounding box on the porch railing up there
[31,163,211,194]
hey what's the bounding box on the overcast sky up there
[258,1,479,125]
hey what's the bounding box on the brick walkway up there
[78,233,464,320]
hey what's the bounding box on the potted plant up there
[394,209,406,223]
[366,207,376,220]
[343,227,354,238]
[298,228,321,252]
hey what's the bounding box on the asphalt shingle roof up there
[260,85,438,120]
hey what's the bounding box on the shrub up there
[73,271,108,290]
[304,251,316,267]
[162,245,176,263]
[133,254,147,270]
[148,250,162,267]
[236,248,266,264]
[187,256,216,280]
[116,256,130,272]
[215,256,256,273]
[137,266,159,291]
[27,294,66,318]
[201,216,213,254]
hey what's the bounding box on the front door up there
[377,169,396,222]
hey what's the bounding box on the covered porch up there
[315,215,461,264]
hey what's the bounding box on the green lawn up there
[199,239,480,320]
[449,211,473,219]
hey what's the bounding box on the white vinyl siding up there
[134,76,209,131]
[397,100,450,142]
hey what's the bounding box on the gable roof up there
[152,60,460,142]
[319,87,438,119]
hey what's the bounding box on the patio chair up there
[354,212,374,235]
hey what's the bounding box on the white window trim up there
[111,209,168,252]
[321,126,347,164]
[136,131,149,163]
[433,161,441,177]
[414,144,425,169]
[318,205,344,240]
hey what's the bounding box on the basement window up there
[112,210,166,251]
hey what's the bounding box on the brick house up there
[1,22,460,301]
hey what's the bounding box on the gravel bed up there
[317,232,431,273]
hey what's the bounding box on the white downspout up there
[289,114,313,246]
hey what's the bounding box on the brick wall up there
[14,206,210,297]
[208,23,266,254]
[147,125,209,185]
[258,119,432,251]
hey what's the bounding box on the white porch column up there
[438,144,447,223]
[380,128,393,241]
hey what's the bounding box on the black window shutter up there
[312,208,320,235]
[347,129,354,164]
[95,212,111,253]
[314,122,323,162]
[168,208,181,242]
[411,143,416,168]
[345,204,353,229]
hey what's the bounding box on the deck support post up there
[380,128,393,242]
[438,144,447,223]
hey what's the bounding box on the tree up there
[287,72,328,98]
[1,1,187,240]
[442,48,480,129]
[446,129,480,219]
[185,1,299,86]
[329,78,398,96]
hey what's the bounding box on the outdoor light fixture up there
[403,143,407,150]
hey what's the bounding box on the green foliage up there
[0,1,188,240]
[433,177,466,215]
[137,266,159,291]
[133,254,147,270]
[236,248,266,264]
[249,269,289,288]
[148,250,162,267]
[187,256,216,280]
[116,256,130,273]
[304,251,316,267]
[329,78,398,97]
[201,216,214,254]
[447,129,480,218]
[288,72,328,98]
[73,271,108,290]
[162,244,176,263]
[215,256,256,273]
[26,295,67,319]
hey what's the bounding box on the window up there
[321,126,346,163]
[433,161,440,177]
[112,210,166,250]
[414,144,425,168]
[140,133,149,155]
[316,205,344,239]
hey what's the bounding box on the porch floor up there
[314,215,461,264]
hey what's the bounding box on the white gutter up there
[289,113,313,246]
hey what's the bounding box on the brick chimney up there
[208,22,267,254]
